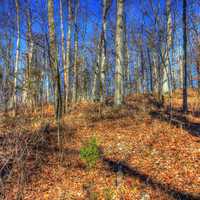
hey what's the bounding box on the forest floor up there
[0,90,200,200]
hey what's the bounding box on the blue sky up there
[0,0,199,85]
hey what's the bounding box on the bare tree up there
[13,0,20,115]
[99,0,111,103]
[123,16,131,96]
[72,0,79,103]
[24,0,33,107]
[48,0,63,138]
[64,0,72,110]
[114,0,124,106]
[163,0,172,94]
[92,35,101,101]
[59,0,66,111]
[182,0,188,112]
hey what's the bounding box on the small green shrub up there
[80,137,100,168]
[89,191,99,200]
[103,188,115,200]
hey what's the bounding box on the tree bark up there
[48,0,62,119]
[182,0,188,112]
[147,48,153,93]
[92,40,100,101]
[13,0,20,115]
[59,0,66,112]
[48,0,63,153]
[65,0,72,109]
[72,0,79,103]
[25,1,33,107]
[99,0,111,102]
[124,17,131,96]
[163,0,172,94]
[114,0,124,106]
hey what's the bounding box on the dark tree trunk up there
[147,48,153,93]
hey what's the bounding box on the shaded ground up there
[0,91,200,199]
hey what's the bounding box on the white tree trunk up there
[99,0,109,102]
[59,0,66,109]
[124,21,131,96]
[59,0,65,66]
[65,0,72,108]
[92,42,100,101]
[13,0,20,114]
[163,0,172,94]
[24,3,33,106]
[114,0,124,106]
[72,0,79,103]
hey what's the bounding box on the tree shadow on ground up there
[148,97,200,138]
[102,158,200,200]
[149,110,200,138]
[86,103,140,123]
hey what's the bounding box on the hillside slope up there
[1,92,200,200]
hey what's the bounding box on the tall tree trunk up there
[157,51,163,103]
[188,64,193,88]
[92,39,101,101]
[64,0,72,109]
[81,57,89,100]
[59,0,66,112]
[124,17,131,96]
[182,0,188,112]
[179,56,183,88]
[72,0,79,103]
[197,60,200,94]
[92,63,99,101]
[140,44,145,93]
[134,57,140,94]
[114,0,124,106]
[196,39,200,94]
[4,35,12,113]
[163,0,172,94]
[13,0,20,115]
[152,52,158,94]
[99,0,111,102]
[147,48,153,93]
[48,0,62,119]
[44,54,50,104]
[48,0,63,152]
[25,1,33,107]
